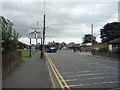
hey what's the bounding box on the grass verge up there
[17,49,36,58]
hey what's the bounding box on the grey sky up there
[1,1,118,44]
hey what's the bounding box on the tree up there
[82,34,97,43]
[100,22,120,43]
[18,41,29,49]
[1,16,20,53]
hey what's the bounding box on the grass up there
[17,49,36,58]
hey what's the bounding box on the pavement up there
[2,51,52,88]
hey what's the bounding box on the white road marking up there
[77,53,118,71]
[65,79,80,82]
[66,73,104,77]
[65,81,120,87]
[64,76,117,82]
[86,64,111,73]
[89,62,118,70]
[61,71,92,75]
[82,76,117,80]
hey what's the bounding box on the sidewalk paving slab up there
[2,51,52,88]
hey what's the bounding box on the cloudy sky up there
[1,0,118,44]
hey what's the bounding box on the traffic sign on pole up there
[28,32,35,39]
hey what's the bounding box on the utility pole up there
[41,2,46,58]
[41,15,46,58]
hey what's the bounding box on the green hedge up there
[98,47,109,52]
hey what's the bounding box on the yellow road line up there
[46,55,65,90]
[45,53,70,90]
[49,57,70,89]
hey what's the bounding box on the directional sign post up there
[28,28,43,57]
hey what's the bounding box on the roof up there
[82,43,92,46]
[66,42,76,47]
[107,38,120,44]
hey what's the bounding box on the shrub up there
[98,47,109,52]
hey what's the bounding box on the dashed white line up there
[66,73,104,77]
[64,76,117,82]
[65,79,80,82]
[82,76,117,80]
[65,81,120,87]
[89,62,118,70]
[61,71,92,75]
[86,64,110,73]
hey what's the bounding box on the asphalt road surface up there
[47,50,120,89]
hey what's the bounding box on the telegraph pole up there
[41,2,46,58]
[41,15,46,58]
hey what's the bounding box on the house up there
[66,42,75,48]
[107,38,120,51]
[66,42,81,49]
[80,43,92,52]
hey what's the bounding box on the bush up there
[98,47,109,52]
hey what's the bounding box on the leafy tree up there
[100,22,120,43]
[1,16,20,53]
[62,42,66,46]
[18,41,29,49]
[82,34,97,43]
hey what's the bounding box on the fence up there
[2,51,22,70]
[92,51,120,59]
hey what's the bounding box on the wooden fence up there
[92,51,120,59]
[2,51,22,69]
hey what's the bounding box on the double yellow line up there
[45,53,70,90]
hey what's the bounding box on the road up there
[47,50,120,89]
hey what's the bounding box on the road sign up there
[28,32,35,39]
[28,28,42,33]
[37,32,43,38]
[28,28,43,39]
